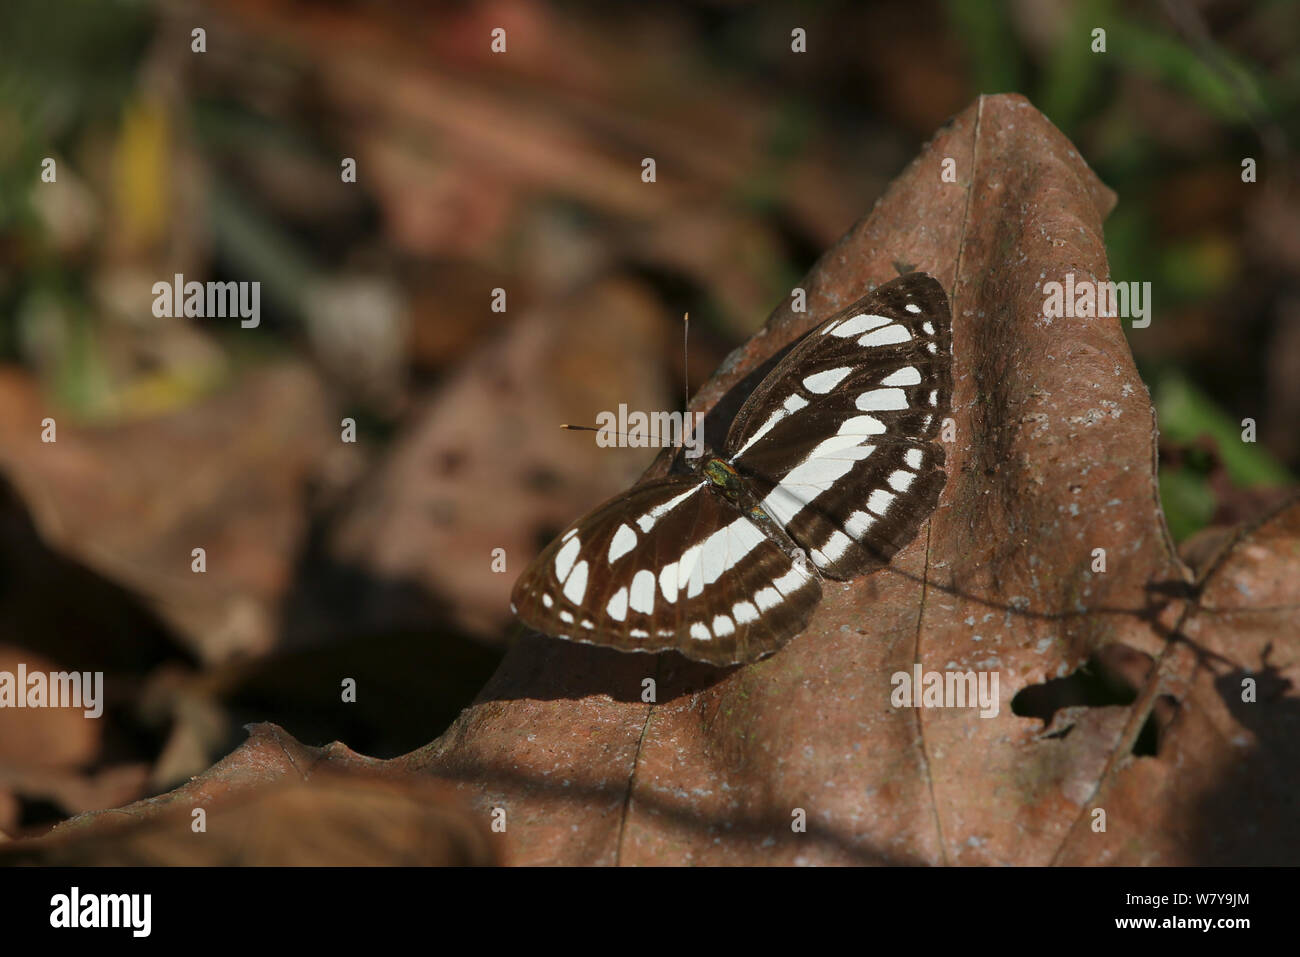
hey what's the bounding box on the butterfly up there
[510,272,953,666]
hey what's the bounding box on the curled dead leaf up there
[401,95,1298,866]
[12,95,1296,867]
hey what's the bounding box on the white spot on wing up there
[881,366,921,386]
[559,610,574,623]
[554,536,581,583]
[772,565,812,596]
[733,396,808,458]
[636,484,703,533]
[659,563,678,603]
[700,529,729,586]
[812,530,854,567]
[802,367,853,394]
[606,586,628,621]
[905,303,922,314]
[685,549,706,598]
[676,544,702,591]
[755,587,782,611]
[859,324,911,347]
[761,411,883,526]
[845,510,875,537]
[732,601,759,624]
[700,517,765,585]
[674,542,707,600]
[855,387,908,411]
[838,414,887,437]
[905,448,924,470]
[629,569,656,614]
[867,489,894,515]
[690,622,711,642]
[807,434,875,461]
[922,321,935,335]
[728,517,765,558]
[712,614,735,637]
[608,524,637,563]
[763,452,860,527]
[542,594,554,608]
[832,313,891,337]
[888,469,915,492]
[563,560,589,603]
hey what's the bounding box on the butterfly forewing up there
[510,478,821,666]
[725,273,953,580]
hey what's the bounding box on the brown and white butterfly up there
[511,272,953,666]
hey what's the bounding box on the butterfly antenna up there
[683,312,691,415]
[565,310,692,444]
[560,424,634,440]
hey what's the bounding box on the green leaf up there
[1155,371,1293,487]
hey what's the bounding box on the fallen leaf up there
[401,94,1294,865]
[1053,499,1300,864]
[0,363,336,664]
[15,95,1297,866]
[2,724,494,865]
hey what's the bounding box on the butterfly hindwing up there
[725,273,952,580]
[510,478,821,666]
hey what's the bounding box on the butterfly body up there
[701,457,742,496]
[511,273,953,666]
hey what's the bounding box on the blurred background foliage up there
[0,0,1296,835]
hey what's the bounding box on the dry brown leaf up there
[1,724,494,865]
[0,363,336,664]
[399,94,1295,865]
[12,95,1297,866]
[1053,501,1300,865]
